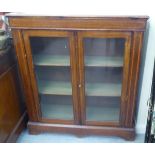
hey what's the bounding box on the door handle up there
[78,84,82,88]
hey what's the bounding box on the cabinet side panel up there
[125,32,144,127]
[12,30,39,121]
[0,66,21,142]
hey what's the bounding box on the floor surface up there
[17,129,145,143]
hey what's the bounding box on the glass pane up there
[86,97,120,122]
[30,37,73,120]
[84,38,125,122]
[41,96,73,120]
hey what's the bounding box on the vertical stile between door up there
[77,32,86,124]
[68,31,80,124]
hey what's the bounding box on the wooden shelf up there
[86,104,120,122]
[38,81,72,95]
[34,54,70,66]
[34,54,123,67]
[38,80,121,97]
[86,83,121,97]
[85,56,123,67]
[41,102,73,120]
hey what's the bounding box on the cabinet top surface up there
[6,13,149,20]
[6,13,149,31]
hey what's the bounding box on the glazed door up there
[22,30,79,124]
[78,31,131,126]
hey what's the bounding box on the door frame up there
[77,31,132,127]
[22,30,80,125]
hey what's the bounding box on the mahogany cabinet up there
[0,46,26,143]
[6,14,148,140]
